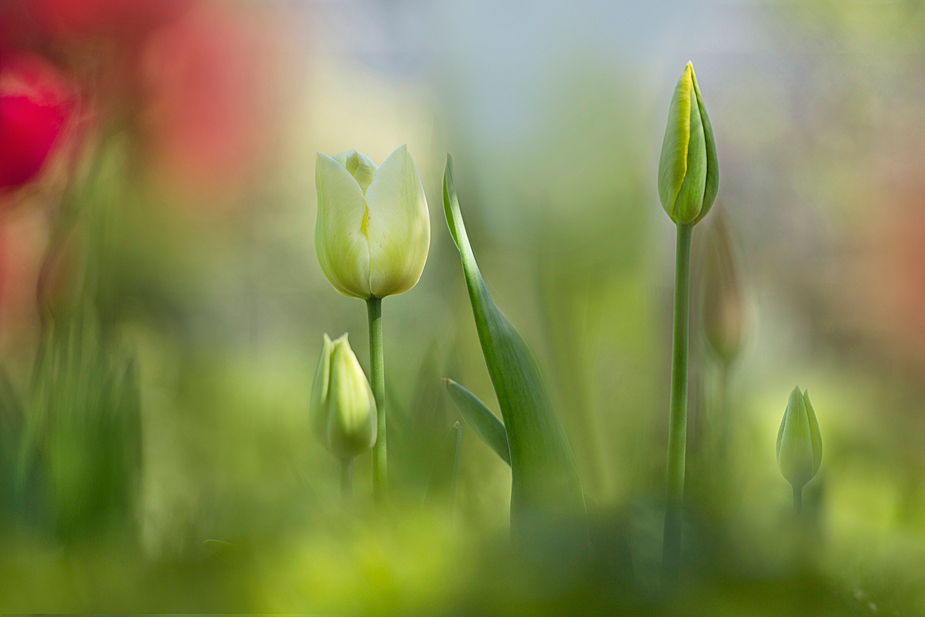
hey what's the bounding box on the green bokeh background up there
[2,0,925,613]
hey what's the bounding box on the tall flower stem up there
[663,222,693,575]
[793,484,803,513]
[367,297,387,501]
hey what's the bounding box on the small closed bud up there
[310,334,377,459]
[701,209,747,365]
[314,145,430,299]
[658,62,719,225]
[776,386,823,489]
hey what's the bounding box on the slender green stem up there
[793,484,803,514]
[341,458,353,502]
[367,297,387,501]
[663,222,693,575]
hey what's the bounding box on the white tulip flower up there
[315,145,430,299]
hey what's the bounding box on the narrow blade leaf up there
[442,155,584,527]
[444,378,511,467]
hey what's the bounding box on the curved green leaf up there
[444,378,510,467]
[442,155,585,530]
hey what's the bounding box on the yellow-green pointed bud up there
[310,334,378,459]
[315,144,430,299]
[658,62,719,225]
[702,209,747,365]
[776,386,823,489]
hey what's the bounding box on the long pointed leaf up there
[442,155,584,530]
[444,378,511,467]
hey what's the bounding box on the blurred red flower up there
[29,0,191,41]
[139,3,278,195]
[0,53,74,192]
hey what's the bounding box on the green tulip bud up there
[310,334,378,459]
[776,386,823,490]
[701,209,747,365]
[314,145,430,299]
[658,62,719,225]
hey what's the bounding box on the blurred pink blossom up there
[138,3,280,198]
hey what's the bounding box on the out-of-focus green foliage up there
[423,421,461,511]
[18,307,141,543]
[0,370,24,524]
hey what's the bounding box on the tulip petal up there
[364,145,430,298]
[691,69,719,223]
[334,149,378,194]
[315,152,371,298]
[658,64,693,219]
[674,80,708,223]
[309,333,335,443]
[327,335,377,459]
[803,390,823,475]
